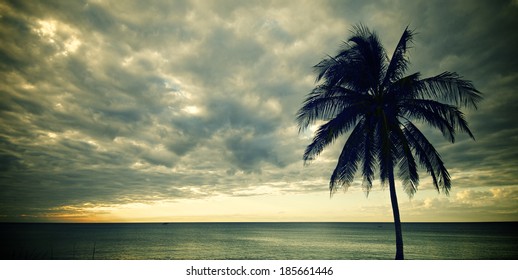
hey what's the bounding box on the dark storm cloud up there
[179,26,266,86]
[400,0,518,188]
[0,0,517,221]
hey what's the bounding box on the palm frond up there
[360,115,379,194]
[303,106,364,163]
[347,25,386,90]
[402,122,440,191]
[392,123,419,196]
[383,27,414,87]
[329,119,366,192]
[400,101,456,142]
[296,85,362,131]
[401,99,475,141]
[403,122,451,193]
[313,55,340,84]
[314,54,370,91]
[417,72,483,109]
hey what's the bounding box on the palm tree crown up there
[297,25,482,196]
[296,25,481,260]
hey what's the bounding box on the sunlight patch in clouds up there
[33,19,82,56]
[182,105,201,115]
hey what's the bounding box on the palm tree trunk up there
[388,168,404,260]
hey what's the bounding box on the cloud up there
[393,187,518,221]
[0,0,517,221]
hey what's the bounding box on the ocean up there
[1,222,517,260]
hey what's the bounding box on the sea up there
[1,222,517,260]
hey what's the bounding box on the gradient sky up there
[1,0,517,222]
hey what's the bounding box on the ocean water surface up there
[1,222,516,260]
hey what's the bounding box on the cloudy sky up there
[1,0,517,223]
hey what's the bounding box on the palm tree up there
[296,25,482,260]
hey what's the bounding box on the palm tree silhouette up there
[296,25,482,260]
